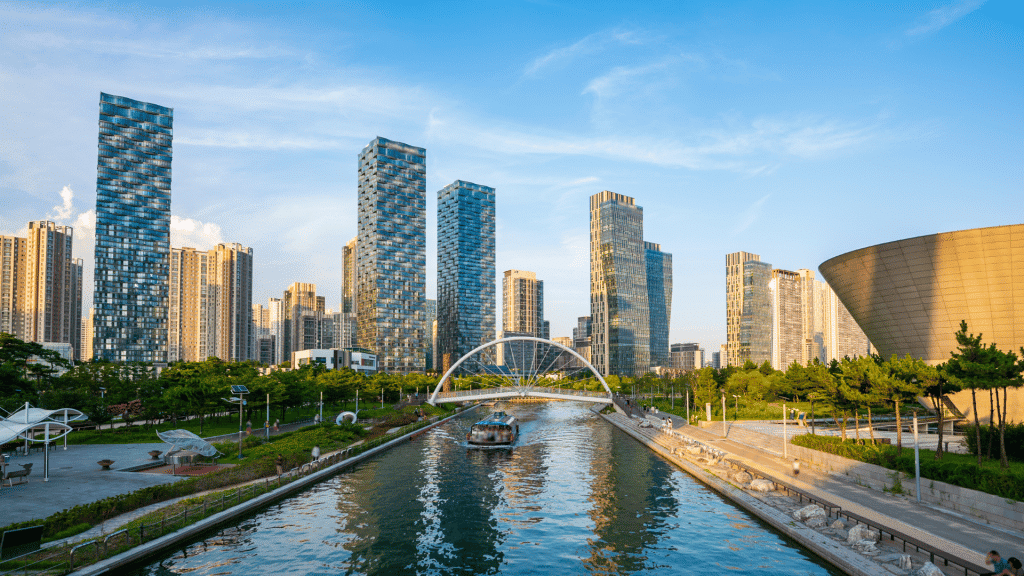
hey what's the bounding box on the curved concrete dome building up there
[819,223,1024,365]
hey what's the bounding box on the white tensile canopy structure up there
[0,403,86,481]
[156,429,220,458]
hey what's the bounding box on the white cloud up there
[525,29,650,76]
[47,185,74,220]
[733,194,771,234]
[907,0,986,36]
[170,216,225,250]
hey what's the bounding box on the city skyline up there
[1,1,1020,355]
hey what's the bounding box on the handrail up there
[102,529,128,554]
[70,540,99,570]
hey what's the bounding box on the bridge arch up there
[427,336,612,406]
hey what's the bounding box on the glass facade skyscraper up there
[93,93,172,363]
[590,191,671,377]
[738,259,773,366]
[357,137,426,375]
[645,242,672,369]
[437,180,496,373]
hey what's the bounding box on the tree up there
[945,321,1002,467]
[921,363,961,460]
[882,355,926,455]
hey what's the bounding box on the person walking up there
[273,418,279,432]
[246,419,252,436]
[311,444,321,462]
[275,453,284,476]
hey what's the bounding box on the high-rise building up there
[93,93,172,363]
[0,235,27,336]
[822,283,873,361]
[167,243,253,362]
[251,298,284,365]
[342,236,357,314]
[502,270,544,336]
[590,191,670,376]
[572,315,592,368]
[1,222,83,358]
[770,269,803,370]
[726,252,772,367]
[437,180,496,373]
[424,298,436,371]
[283,282,325,360]
[357,137,426,375]
[670,343,704,372]
[711,350,721,369]
[645,242,672,369]
[81,308,95,361]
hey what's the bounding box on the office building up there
[167,243,253,362]
[292,348,377,374]
[646,242,673,369]
[590,191,671,376]
[711,350,721,369]
[502,270,544,336]
[725,252,772,367]
[357,137,427,375]
[81,309,95,361]
[93,93,173,363]
[670,343,704,372]
[424,298,436,371]
[342,236,357,314]
[437,181,496,373]
[770,269,803,370]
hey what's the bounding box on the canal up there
[128,402,843,575]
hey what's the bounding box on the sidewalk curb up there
[68,407,474,576]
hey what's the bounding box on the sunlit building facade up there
[770,269,803,370]
[590,191,670,377]
[93,93,172,363]
[437,180,496,373]
[356,137,427,374]
[725,252,772,367]
[645,242,672,369]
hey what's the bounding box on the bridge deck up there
[430,386,613,405]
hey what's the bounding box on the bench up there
[2,463,32,486]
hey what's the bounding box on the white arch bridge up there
[427,336,613,406]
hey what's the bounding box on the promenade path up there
[630,410,1023,570]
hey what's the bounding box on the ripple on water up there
[128,403,843,576]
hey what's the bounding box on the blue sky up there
[1,0,1020,354]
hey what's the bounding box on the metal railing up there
[434,386,611,401]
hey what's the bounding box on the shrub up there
[962,423,1024,462]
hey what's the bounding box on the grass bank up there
[791,434,1024,502]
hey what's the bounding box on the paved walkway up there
[634,412,1022,569]
[1,443,183,527]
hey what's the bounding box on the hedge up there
[791,434,1024,502]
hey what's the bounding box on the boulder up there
[686,445,703,455]
[733,470,753,484]
[793,504,826,522]
[852,539,879,555]
[804,516,828,528]
[749,479,776,492]
[909,562,945,576]
[898,555,913,570]
[846,523,880,544]
[829,519,845,531]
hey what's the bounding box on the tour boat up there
[467,411,518,446]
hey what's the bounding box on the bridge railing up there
[433,386,611,400]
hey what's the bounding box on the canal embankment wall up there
[701,421,1024,533]
[598,412,892,576]
[69,407,477,576]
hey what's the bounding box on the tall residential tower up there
[356,137,427,374]
[93,93,172,363]
[437,181,496,372]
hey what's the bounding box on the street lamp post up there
[224,385,249,459]
[732,394,740,420]
[266,393,270,441]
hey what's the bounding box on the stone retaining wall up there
[702,421,1024,533]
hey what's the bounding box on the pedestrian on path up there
[246,419,252,435]
[984,551,1011,576]
[311,444,321,462]
[274,418,279,432]
[275,453,284,476]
